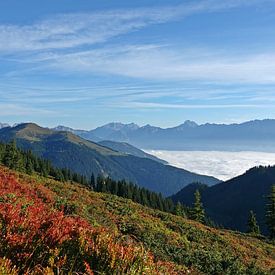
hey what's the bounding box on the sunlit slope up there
[0,166,273,274]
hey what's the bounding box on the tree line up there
[1,140,274,238]
[0,141,177,215]
[189,187,275,239]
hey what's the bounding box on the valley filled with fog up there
[145,150,275,181]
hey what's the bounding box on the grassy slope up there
[2,167,272,274]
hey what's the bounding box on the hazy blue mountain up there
[0,123,219,196]
[98,140,167,164]
[90,122,139,141]
[53,125,100,142]
[0,123,10,129]
[53,119,275,151]
[85,119,275,151]
[171,166,275,233]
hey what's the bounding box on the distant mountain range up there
[0,123,218,196]
[3,119,275,151]
[171,165,275,233]
[0,123,9,129]
[53,119,275,151]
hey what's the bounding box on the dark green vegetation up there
[266,185,275,239]
[0,123,219,196]
[171,166,275,234]
[247,210,261,235]
[190,190,205,224]
[0,166,274,274]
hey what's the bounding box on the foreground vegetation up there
[0,166,274,274]
[0,167,179,274]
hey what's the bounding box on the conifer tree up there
[266,185,275,239]
[26,158,34,175]
[247,210,260,235]
[3,140,18,170]
[90,173,95,189]
[175,202,186,218]
[191,189,205,223]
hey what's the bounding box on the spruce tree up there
[191,189,205,223]
[266,185,275,239]
[175,202,186,218]
[247,210,260,235]
[90,173,95,189]
[3,140,18,169]
[26,158,34,175]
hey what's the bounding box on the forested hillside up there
[171,166,275,234]
[0,123,219,196]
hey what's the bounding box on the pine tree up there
[175,202,186,218]
[26,158,34,175]
[0,144,5,163]
[90,173,95,189]
[266,185,275,239]
[247,210,260,235]
[191,189,205,223]
[3,140,18,169]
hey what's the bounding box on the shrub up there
[0,169,178,274]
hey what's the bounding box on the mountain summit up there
[84,119,275,151]
[0,123,219,195]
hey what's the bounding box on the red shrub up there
[0,169,177,274]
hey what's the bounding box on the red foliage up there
[0,173,88,245]
[0,168,178,274]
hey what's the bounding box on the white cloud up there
[1,0,274,85]
[146,150,275,180]
[41,45,275,84]
[0,0,273,53]
[0,103,56,116]
[0,4,203,52]
[121,102,271,109]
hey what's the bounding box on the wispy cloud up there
[1,0,274,84]
[114,102,274,110]
[0,0,272,53]
[1,0,275,124]
[35,45,275,84]
[0,103,56,116]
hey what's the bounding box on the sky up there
[1,0,275,129]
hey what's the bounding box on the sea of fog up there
[145,150,275,181]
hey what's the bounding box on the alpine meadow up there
[0,0,275,274]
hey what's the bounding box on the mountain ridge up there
[171,165,275,233]
[51,119,275,151]
[0,123,219,196]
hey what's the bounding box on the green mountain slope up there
[0,166,274,274]
[0,123,219,196]
[171,166,275,233]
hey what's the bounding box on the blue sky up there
[1,0,275,129]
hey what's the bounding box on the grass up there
[0,166,274,274]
